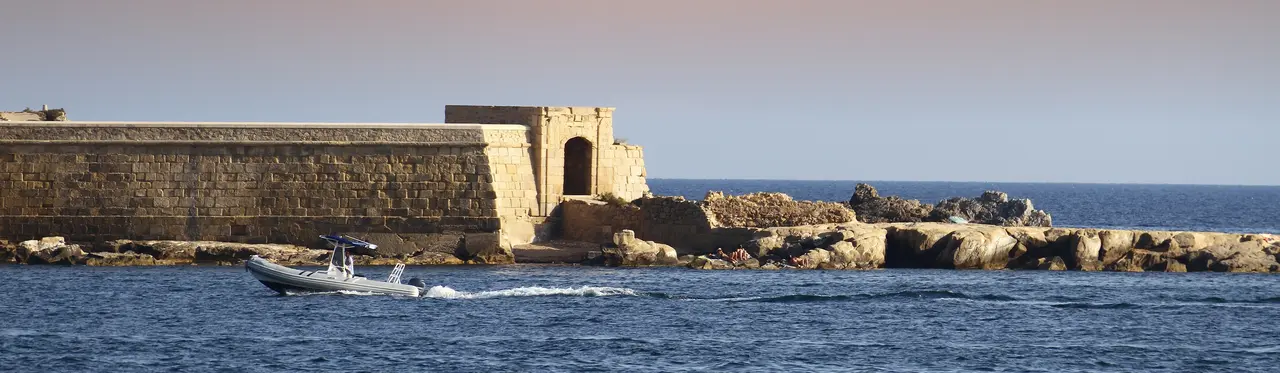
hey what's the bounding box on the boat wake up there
[423,285,643,299]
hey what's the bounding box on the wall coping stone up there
[0,121,527,130]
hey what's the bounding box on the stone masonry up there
[0,106,649,254]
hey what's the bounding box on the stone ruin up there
[0,105,67,121]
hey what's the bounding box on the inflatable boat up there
[246,235,426,297]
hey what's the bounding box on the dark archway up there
[563,137,592,195]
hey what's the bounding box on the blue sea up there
[2,180,1279,372]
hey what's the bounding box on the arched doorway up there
[563,137,592,195]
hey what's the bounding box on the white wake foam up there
[423,285,639,299]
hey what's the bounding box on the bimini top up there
[320,235,378,251]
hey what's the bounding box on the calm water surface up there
[3,265,1279,372]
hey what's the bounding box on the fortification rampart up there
[0,106,651,261]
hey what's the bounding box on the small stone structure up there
[0,105,649,256]
[0,105,67,121]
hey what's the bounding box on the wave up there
[423,285,651,299]
[1177,296,1280,304]
[1050,302,1143,310]
[721,290,1018,304]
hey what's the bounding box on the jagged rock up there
[27,245,86,265]
[687,256,734,270]
[792,248,832,269]
[1068,231,1102,270]
[847,184,932,223]
[1108,257,1145,272]
[702,191,857,228]
[0,240,14,263]
[1149,259,1187,272]
[848,184,1052,227]
[85,252,165,266]
[886,223,1017,269]
[1004,227,1051,266]
[1184,241,1279,272]
[742,223,886,269]
[742,235,785,258]
[103,240,325,265]
[1036,256,1067,271]
[1098,230,1138,266]
[938,226,1018,269]
[602,230,678,266]
[930,192,1052,227]
[1135,231,1176,251]
[16,237,85,265]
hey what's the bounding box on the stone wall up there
[608,144,649,201]
[560,199,643,244]
[0,105,653,255]
[0,122,520,252]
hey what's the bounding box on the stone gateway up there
[0,105,649,257]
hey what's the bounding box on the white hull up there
[246,255,421,297]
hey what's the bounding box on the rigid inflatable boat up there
[246,235,425,297]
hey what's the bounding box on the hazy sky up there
[2,0,1276,185]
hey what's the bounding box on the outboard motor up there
[408,277,427,289]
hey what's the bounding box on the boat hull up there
[245,256,420,297]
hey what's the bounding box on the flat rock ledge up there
[1,238,485,266]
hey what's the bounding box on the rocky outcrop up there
[884,223,1017,269]
[702,191,856,228]
[0,240,14,263]
[15,237,85,265]
[602,230,679,266]
[85,252,168,266]
[929,191,1051,227]
[847,183,932,223]
[1184,240,1280,272]
[8,237,472,266]
[847,184,1052,227]
[721,223,886,270]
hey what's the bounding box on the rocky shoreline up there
[666,223,1278,273]
[3,185,1277,273]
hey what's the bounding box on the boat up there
[246,235,426,297]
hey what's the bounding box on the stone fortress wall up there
[0,105,649,258]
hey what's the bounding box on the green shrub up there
[596,192,630,207]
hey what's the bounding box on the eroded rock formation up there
[695,223,887,270]
[847,183,933,223]
[848,183,1052,227]
[601,230,679,266]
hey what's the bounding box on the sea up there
[2,180,1279,373]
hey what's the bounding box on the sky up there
[1,0,1277,185]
